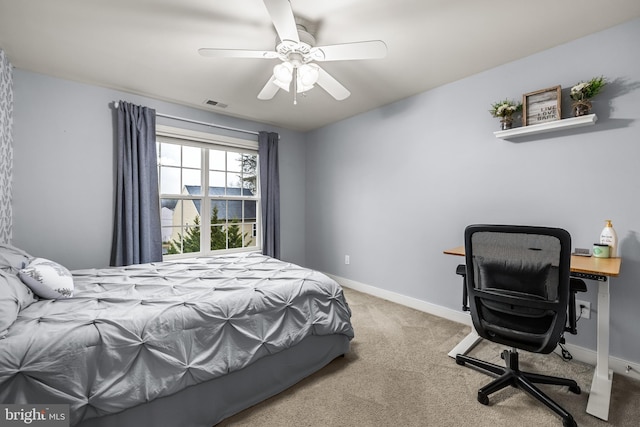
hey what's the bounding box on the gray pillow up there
[0,243,32,273]
[0,270,37,337]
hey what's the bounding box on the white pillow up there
[19,258,74,299]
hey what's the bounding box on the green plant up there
[489,99,522,118]
[570,76,607,101]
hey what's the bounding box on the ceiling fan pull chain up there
[293,67,298,105]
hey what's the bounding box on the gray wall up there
[12,71,307,269]
[305,19,640,363]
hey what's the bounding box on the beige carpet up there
[219,287,640,426]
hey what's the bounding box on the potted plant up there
[570,76,606,117]
[489,99,522,130]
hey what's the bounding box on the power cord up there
[558,341,573,361]
[557,305,586,362]
[576,301,591,323]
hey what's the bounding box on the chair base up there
[456,349,581,427]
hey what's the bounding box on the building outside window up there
[156,126,260,257]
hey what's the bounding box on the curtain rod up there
[112,101,260,137]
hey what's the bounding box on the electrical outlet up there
[344,255,350,265]
[576,299,591,319]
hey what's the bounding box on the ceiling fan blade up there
[198,48,279,59]
[310,40,387,62]
[263,0,299,44]
[316,66,350,101]
[258,76,281,100]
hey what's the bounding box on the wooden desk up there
[444,246,622,421]
[444,245,621,278]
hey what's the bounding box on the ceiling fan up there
[198,0,387,104]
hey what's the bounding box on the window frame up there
[157,125,261,259]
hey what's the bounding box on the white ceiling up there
[1,0,639,132]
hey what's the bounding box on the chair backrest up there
[464,225,572,354]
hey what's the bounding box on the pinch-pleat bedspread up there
[0,253,353,426]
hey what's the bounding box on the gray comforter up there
[0,253,353,426]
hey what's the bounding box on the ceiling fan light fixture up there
[297,63,319,88]
[272,62,293,91]
[273,62,293,82]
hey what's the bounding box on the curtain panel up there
[258,132,280,259]
[0,50,13,244]
[111,101,162,266]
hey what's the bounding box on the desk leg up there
[448,327,482,358]
[586,278,613,421]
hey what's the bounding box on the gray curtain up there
[111,101,163,266]
[258,131,280,259]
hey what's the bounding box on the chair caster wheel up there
[568,385,581,394]
[477,392,489,406]
[562,417,577,427]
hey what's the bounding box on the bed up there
[0,245,353,426]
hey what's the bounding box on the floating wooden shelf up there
[494,114,597,140]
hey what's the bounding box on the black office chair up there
[455,225,581,427]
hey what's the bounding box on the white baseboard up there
[328,273,640,381]
[558,342,640,381]
[328,273,472,326]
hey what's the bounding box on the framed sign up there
[522,86,561,126]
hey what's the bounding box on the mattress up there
[0,252,354,426]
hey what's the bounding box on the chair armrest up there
[456,264,469,311]
[565,279,586,335]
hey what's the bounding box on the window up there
[156,126,260,258]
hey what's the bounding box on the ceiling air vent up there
[204,99,228,109]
